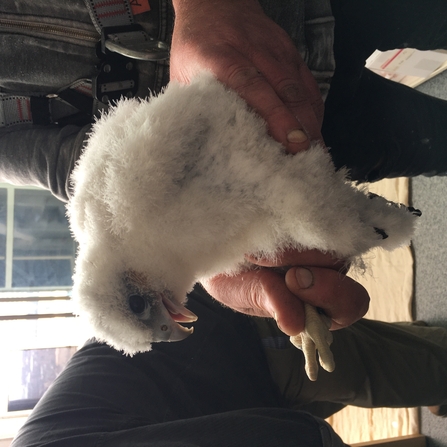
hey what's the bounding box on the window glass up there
[6,347,77,412]
[0,188,7,288]
[0,186,76,290]
[12,259,73,288]
[13,189,73,258]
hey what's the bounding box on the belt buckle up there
[93,52,139,104]
[101,24,170,61]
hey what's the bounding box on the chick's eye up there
[128,294,147,315]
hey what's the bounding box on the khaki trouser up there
[255,318,447,418]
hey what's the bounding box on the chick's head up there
[72,249,197,355]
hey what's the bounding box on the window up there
[6,347,77,412]
[0,184,84,441]
[0,185,74,289]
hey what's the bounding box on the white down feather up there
[67,72,419,354]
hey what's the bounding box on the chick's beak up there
[145,294,198,342]
[162,295,198,323]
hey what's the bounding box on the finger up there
[246,248,348,272]
[285,266,370,329]
[202,267,306,333]
[212,61,313,152]
[259,66,324,150]
[174,44,322,153]
[251,51,325,149]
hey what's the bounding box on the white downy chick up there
[67,73,420,377]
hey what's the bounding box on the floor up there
[412,175,447,446]
[412,68,447,447]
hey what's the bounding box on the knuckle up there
[226,65,263,89]
[261,102,289,122]
[250,279,266,312]
[278,82,306,103]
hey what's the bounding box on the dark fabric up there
[323,0,447,182]
[93,409,331,447]
[11,286,345,447]
[13,409,336,447]
[255,317,447,416]
[251,317,447,442]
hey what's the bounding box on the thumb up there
[285,266,370,330]
[202,267,306,334]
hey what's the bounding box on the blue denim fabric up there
[259,0,335,99]
[0,0,172,201]
[0,0,170,96]
[0,0,333,201]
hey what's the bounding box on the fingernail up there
[287,129,307,143]
[295,267,313,289]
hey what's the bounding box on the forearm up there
[0,123,90,202]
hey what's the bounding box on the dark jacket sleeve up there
[0,123,90,202]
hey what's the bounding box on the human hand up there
[202,249,370,336]
[170,0,324,153]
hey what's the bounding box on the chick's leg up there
[290,304,335,381]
